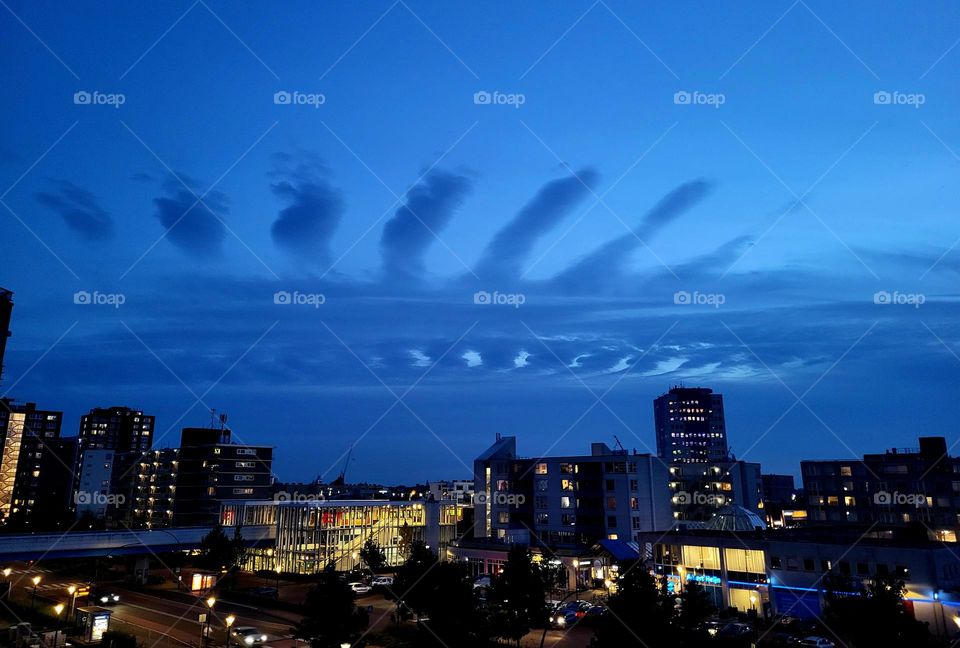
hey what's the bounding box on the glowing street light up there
[225,615,236,648]
[67,585,78,618]
[30,575,41,610]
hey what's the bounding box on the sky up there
[1,0,959,485]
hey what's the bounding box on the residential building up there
[472,435,672,550]
[32,437,80,530]
[172,427,273,526]
[800,436,960,540]
[668,459,762,523]
[74,448,116,521]
[0,400,63,527]
[114,447,180,528]
[78,406,154,454]
[0,288,11,384]
[654,386,728,463]
[428,479,474,504]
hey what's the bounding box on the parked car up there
[371,576,394,587]
[716,622,754,639]
[232,627,268,645]
[760,632,802,646]
[799,637,835,648]
[349,582,372,594]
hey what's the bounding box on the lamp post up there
[53,604,64,647]
[225,614,235,648]
[2,567,10,581]
[66,585,77,620]
[31,575,41,610]
[203,596,216,646]
[275,565,281,594]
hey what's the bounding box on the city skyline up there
[2,1,959,485]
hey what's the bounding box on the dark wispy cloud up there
[36,179,114,240]
[474,168,599,280]
[153,175,228,254]
[380,169,473,279]
[554,179,712,292]
[269,154,344,264]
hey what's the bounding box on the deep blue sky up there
[1,1,958,484]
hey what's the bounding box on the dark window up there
[856,562,869,576]
[803,559,815,571]
[771,556,782,569]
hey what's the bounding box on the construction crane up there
[330,445,353,486]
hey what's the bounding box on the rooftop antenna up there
[209,408,217,428]
[219,412,228,430]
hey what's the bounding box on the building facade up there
[75,448,116,521]
[172,427,273,526]
[78,406,154,454]
[0,288,11,384]
[428,479,474,504]
[0,400,63,526]
[801,436,960,540]
[473,436,673,550]
[668,459,762,522]
[654,386,728,463]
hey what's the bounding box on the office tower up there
[654,386,728,463]
[74,448,116,522]
[667,459,762,523]
[0,399,63,526]
[78,406,154,454]
[172,427,273,526]
[0,289,11,384]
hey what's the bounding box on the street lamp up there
[203,596,216,646]
[275,565,281,593]
[2,567,11,580]
[225,615,235,648]
[67,585,77,619]
[31,575,41,610]
[53,604,64,647]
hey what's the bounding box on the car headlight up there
[556,616,565,626]
[244,637,255,644]
[100,596,109,603]
[260,635,267,642]
[112,595,120,601]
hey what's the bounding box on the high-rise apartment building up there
[0,400,63,526]
[78,406,154,454]
[0,289,12,384]
[172,427,273,526]
[654,386,728,463]
[112,447,180,528]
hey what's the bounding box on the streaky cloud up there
[380,169,472,279]
[474,168,599,279]
[36,179,113,240]
[554,179,712,292]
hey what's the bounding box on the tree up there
[198,525,246,573]
[391,541,437,620]
[675,581,715,644]
[488,546,548,646]
[590,560,672,648]
[421,561,490,646]
[293,567,369,648]
[359,538,387,572]
[824,572,933,648]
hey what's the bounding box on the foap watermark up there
[75,491,126,506]
[274,290,326,308]
[674,90,725,108]
[74,290,125,308]
[673,491,727,506]
[873,290,925,308]
[274,491,327,503]
[873,90,925,108]
[474,492,526,507]
[674,290,725,308]
[874,490,928,508]
[74,90,125,108]
[274,90,326,108]
[473,290,525,308]
[473,90,526,108]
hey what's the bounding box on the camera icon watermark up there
[473,290,525,308]
[74,90,126,109]
[673,491,726,506]
[874,490,927,508]
[474,492,526,507]
[75,491,125,506]
[273,290,325,308]
[274,90,326,108]
[73,290,125,308]
[673,290,725,308]
[673,90,725,108]
[274,490,326,503]
[873,90,925,108]
[473,90,526,108]
[873,290,924,308]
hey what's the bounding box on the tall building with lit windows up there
[0,288,12,384]
[0,399,64,527]
[78,406,154,454]
[654,386,728,463]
